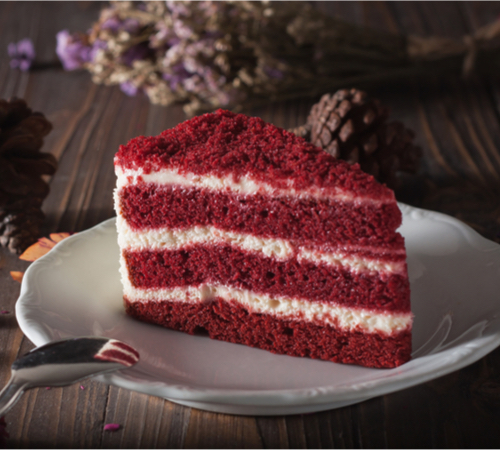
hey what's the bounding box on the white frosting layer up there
[115,166,388,204]
[296,247,404,274]
[117,214,293,260]
[121,273,412,335]
[116,215,405,275]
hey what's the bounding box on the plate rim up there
[15,204,500,409]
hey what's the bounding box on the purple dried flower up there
[101,17,121,32]
[185,40,206,59]
[123,18,141,34]
[165,1,191,16]
[120,81,139,96]
[102,17,140,34]
[183,57,206,76]
[89,39,107,61]
[164,43,184,67]
[182,74,205,93]
[150,20,177,49]
[173,19,194,39]
[167,37,181,47]
[56,30,92,71]
[208,73,227,92]
[150,28,169,47]
[264,66,285,79]
[198,1,230,17]
[121,43,151,66]
[104,423,120,432]
[162,64,191,90]
[7,38,35,71]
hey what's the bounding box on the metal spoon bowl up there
[0,337,139,415]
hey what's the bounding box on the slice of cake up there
[114,109,412,368]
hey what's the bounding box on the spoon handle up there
[0,376,27,416]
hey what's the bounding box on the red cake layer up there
[124,297,412,368]
[124,246,410,312]
[94,349,137,366]
[119,184,404,248]
[115,110,394,201]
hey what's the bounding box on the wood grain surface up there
[1,2,500,448]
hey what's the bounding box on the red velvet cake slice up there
[114,109,412,368]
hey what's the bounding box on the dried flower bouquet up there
[57,1,500,115]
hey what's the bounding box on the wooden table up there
[1,2,500,447]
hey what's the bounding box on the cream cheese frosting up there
[120,272,413,335]
[116,216,406,275]
[115,167,392,205]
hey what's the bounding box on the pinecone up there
[0,98,56,253]
[289,89,422,189]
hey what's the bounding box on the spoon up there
[0,337,139,416]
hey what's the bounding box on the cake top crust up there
[115,109,394,200]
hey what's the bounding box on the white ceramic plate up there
[16,204,500,415]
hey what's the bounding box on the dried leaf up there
[10,271,24,283]
[49,232,72,244]
[19,232,73,262]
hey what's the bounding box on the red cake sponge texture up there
[115,109,395,201]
